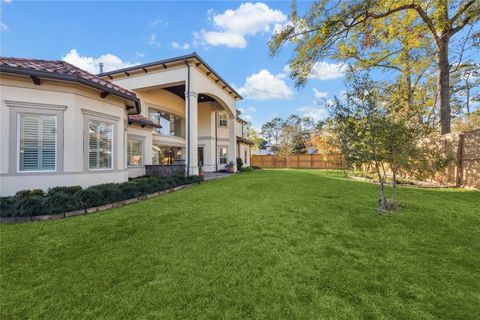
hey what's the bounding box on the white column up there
[228,117,237,171]
[185,90,198,175]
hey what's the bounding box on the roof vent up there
[99,62,104,74]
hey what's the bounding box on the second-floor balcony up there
[148,108,185,138]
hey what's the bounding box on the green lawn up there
[1,169,479,319]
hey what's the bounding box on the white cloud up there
[62,49,138,74]
[0,22,8,31]
[243,114,253,121]
[150,19,167,27]
[148,34,160,47]
[297,105,328,121]
[310,62,345,80]
[247,106,257,112]
[194,30,247,48]
[282,62,345,81]
[171,41,191,50]
[195,2,287,48]
[313,88,328,99]
[134,52,145,58]
[237,69,293,100]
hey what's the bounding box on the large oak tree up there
[270,0,479,134]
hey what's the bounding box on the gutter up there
[0,66,141,114]
[215,111,218,172]
[184,60,191,175]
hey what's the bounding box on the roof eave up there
[0,65,141,114]
[98,52,243,100]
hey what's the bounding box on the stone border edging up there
[0,183,198,225]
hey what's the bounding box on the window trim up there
[219,146,228,164]
[127,135,145,168]
[7,102,65,176]
[218,112,228,128]
[83,112,118,172]
[87,120,114,171]
[16,113,58,173]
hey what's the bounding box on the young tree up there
[270,0,479,134]
[328,73,422,212]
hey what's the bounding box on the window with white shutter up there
[127,137,143,167]
[19,114,57,171]
[89,120,113,169]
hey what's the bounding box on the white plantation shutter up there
[89,120,113,169]
[19,114,56,171]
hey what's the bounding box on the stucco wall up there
[0,75,130,196]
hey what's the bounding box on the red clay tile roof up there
[128,114,161,128]
[0,57,138,102]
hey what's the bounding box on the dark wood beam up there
[215,79,220,83]
[30,75,41,85]
[206,72,211,76]
[108,75,113,80]
[124,71,130,76]
[100,91,109,99]
[142,68,148,73]
[126,106,135,110]
[223,86,227,89]
[162,63,167,69]
[196,63,201,67]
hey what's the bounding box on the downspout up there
[215,111,218,171]
[184,60,190,175]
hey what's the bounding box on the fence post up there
[456,133,465,187]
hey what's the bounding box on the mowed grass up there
[1,169,479,319]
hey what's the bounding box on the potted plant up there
[198,161,204,177]
[225,161,235,173]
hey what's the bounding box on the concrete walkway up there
[203,172,233,181]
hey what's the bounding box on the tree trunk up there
[391,160,397,208]
[436,34,451,135]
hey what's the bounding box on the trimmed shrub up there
[0,175,203,217]
[15,196,44,216]
[0,197,17,217]
[239,166,255,173]
[16,189,44,198]
[44,193,80,214]
[48,186,82,196]
[236,157,243,171]
[119,182,141,200]
[77,188,103,209]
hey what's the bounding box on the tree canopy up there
[270,0,479,134]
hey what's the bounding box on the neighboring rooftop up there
[0,57,140,113]
[98,52,242,100]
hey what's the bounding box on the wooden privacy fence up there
[423,129,480,189]
[251,154,345,169]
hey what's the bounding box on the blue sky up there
[0,1,348,130]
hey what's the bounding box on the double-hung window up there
[218,113,228,127]
[127,137,144,167]
[18,114,57,171]
[219,147,228,164]
[89,120,113,169]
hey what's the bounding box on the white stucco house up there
[0,53,252,196]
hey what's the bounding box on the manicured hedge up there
[0,175,202,217]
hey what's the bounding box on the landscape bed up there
[1,169,479,319]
